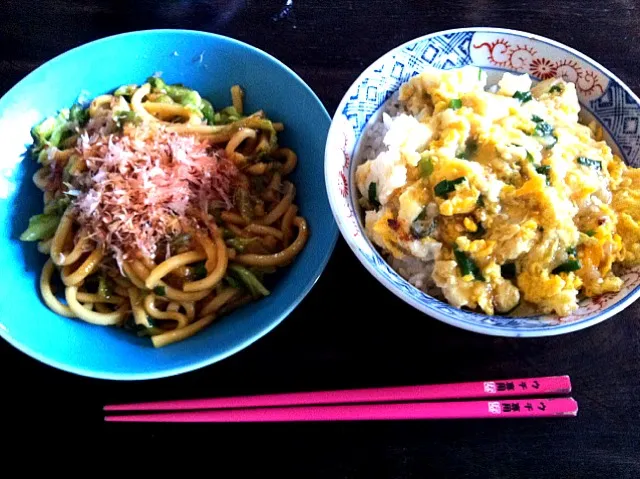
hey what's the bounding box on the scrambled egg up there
[356,67,640,316]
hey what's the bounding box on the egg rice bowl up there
[355,67,640,317]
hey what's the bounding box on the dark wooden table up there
[2,1,639,476]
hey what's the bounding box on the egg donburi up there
[356,67,640,316]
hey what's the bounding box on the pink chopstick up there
[105,397,578,422]
[104,376,570,412]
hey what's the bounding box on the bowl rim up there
[325,26,640,337]
[0,28,338,380]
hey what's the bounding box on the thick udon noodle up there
[28,82,308,347]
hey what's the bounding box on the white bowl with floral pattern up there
[325,27,640,337]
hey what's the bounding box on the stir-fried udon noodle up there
[21,77,309,347]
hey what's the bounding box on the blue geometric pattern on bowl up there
[341,32,473,133]
[590,83,640,167]
[326,27,640,337]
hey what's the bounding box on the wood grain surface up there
[1,1,639,477]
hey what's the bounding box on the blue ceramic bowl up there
[325,27,640,337]
[0,30,337,379]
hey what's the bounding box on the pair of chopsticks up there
[104,375,577,423]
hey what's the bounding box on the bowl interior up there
[0,30,337,378]
[325,28,640,336]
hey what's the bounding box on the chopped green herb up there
[449,98,462,110]
[418,154,434,177]
[478,68,483,81]
[501,262,517,279]
[533,120,554,136]
[98,276,113,299]
[476,195,485,207]
[368,182,380,208]
[226,237,257,253]
[585,229,596,237]
[153,286,166,296]
[531,118,557,149]
[531,115,558,149]
[526,150,535,163]
[512,143,535,163]
[566,246,578,257]
[200,99,215,125]
[552,260,581,274]
[549,84,563,94]
[434,177,466,198]
[193,261,208,280]
[113,110,141,129]
[513,91,533,103]
[577,156,602,170]
[533,121,554,135]
[535,165,552,185]
[69,104,89,126]
[453,245,484,281]
[228,264,270,298]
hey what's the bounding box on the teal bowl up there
[0,30,337,379]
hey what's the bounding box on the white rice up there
[357,96,403,162]
[354,91,443,299]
